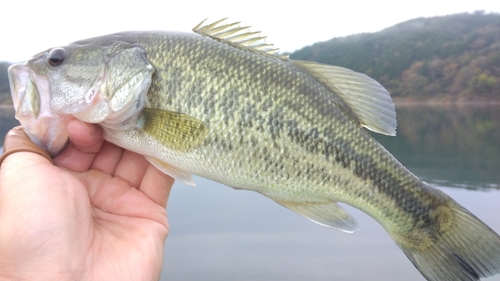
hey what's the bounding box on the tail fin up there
[395,199,500,281]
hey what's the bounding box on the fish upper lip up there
[8,63,30,109]
[8,61,71,156]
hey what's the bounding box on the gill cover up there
[42,41,154,127]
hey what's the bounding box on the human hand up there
[0,120,174,281]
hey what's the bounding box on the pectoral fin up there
[137,108,208,152]
[145,156,196,186]
[276,200,360,233]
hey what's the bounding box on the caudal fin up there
[396,199,500,281]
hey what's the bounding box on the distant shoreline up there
[1,100,500,112]
[0,104,14,112]
[392,98,500,106]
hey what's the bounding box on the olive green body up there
[93,31,446,237]
[95,32,500,280]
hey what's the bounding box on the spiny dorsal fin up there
[193,18,289,61]
[293,60,397,136]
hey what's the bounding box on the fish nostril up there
[85,89,96,103]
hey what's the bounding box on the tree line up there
[1,11,500,104]
[290,11,500,101]
[0,62,10,104]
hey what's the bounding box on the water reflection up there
[0,104,499,280]
[372,104,500,189]
[0,106,18,146]
[160,104,500,281]
[2,104,499,189]
[162,178,500,281]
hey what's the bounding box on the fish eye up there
[47,48,67,68]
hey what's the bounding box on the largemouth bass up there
[7,19,500,280]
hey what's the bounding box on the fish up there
[7,18,500,280]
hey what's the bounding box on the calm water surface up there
[1,104,499,280]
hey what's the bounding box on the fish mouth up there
[8,63,71,156]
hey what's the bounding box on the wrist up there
[0,254,82,281]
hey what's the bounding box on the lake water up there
[1,104,499,281]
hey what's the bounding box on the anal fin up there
[275,200,360,233]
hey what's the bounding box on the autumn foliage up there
[291,11,500,102]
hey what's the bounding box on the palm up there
[0,121,173,280]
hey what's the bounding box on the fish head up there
[8,38,154,155]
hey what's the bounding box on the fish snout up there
[8,63,71,156]
[8,63,31,112]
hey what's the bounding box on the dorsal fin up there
[293,60,397,136]
[193,18,289,61]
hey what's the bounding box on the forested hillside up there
[1,11,500,104]
[291,11,500,101]
[0,62,10,104]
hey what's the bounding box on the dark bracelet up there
[0,126,53,167]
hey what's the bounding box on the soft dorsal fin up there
[193,18,289,61]
[293,60,397,136]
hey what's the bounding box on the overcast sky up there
[1,0,499,62]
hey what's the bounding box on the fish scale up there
[7,19,500,281]
[130,32,441,225]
